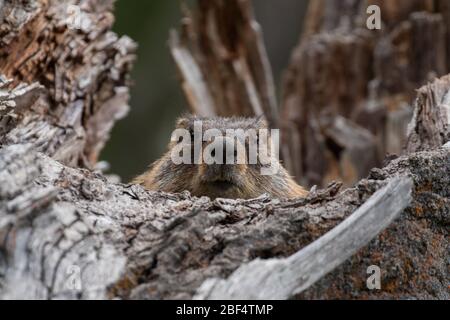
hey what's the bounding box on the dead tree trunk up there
[281,0,450,188]
[0,0,449,300]
[169,0,279,126]
[0,0,136,168]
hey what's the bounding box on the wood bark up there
[0,0,136,168]
[0,0,449,300]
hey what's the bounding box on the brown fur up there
[133,115,308,200]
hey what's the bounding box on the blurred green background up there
[102,0,308,182]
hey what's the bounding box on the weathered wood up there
[194,177,413,300]
[170,0,278,126]
[0,143,447,299]
[406,74,450,153]
[0,0,449,301]
[1,69,449,299]
[0,0,136,168]
[281,0,450,188]
[169,31,216,118]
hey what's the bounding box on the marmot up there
[133,115,308,199]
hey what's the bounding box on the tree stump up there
[0,0,448,300]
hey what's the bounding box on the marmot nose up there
[201,136,247,182]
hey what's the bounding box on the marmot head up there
[135,115,307,200]
[173,115,272,199]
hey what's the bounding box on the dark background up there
[102,0,308,182]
